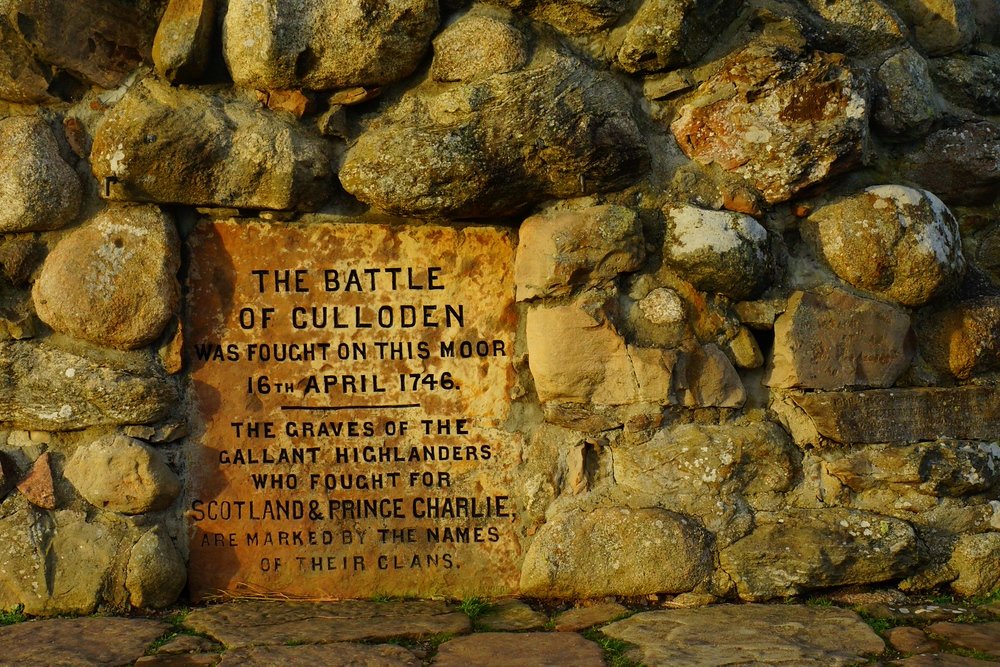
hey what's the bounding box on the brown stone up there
[16,451,56,509]
[476,599,548,631]
[432,633,605,667]
[674,344,746,408]
[184,600,470,649]
[901,121,1000,206]
[126,528,187,608]
[217,643,418,667]
[917,297,1000,380]
[884,0,976,55]
[617,0,742,73]
[262,90,312,117]
[893,655,1000,666]
[553,602,629,631]
[431,12,528,82]
[950,533,1000,598]
[766,290,914,390]
[137,656,221,667]
[0,617,169,666]
[153,0,216,84]
[792,386,1000,443]
[926,622,1000,657]
[154,635,221,655]
[887,626,940,654]
[602,605,885,666]
[0,18,53,103]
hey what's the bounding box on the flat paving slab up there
[0,617,169,667]
[601,604,885,667]
[183,599,471,648]
[894,655,1000,666]
[432,632,606,666]
[927,622,1000,658]
[216,643,420,666]
[476,599,548,631]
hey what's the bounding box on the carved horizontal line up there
[279,403,422,411]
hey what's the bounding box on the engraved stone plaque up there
[185,220,521,600]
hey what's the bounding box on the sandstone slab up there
[477,599,548,631]
[553,602,629,631]
[901,121,1000,206]
[0,617,169,667]
[519,506,712,597]
[766,290,913,390]
[793,386,1000,443]
[887,626,940,654]
[91,79,335,211]
[431,12,528,82]
[917,297,1000,380]
[217,643,419,667]
[601,604,885,666]
[32,204,180,350]
[433,632,605,667]
[153,0,217,84]
[137,655,221,667]
[223,0,438,90]
[926,622,1000,657]
[184,600,471,649]
[894,655,1000,666]
[0,116,81,233]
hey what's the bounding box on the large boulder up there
[671,39,868,204]
[519,506,712,596]
[91,78,335,211]
[222,0,438,90]
[616,0,742,73]
[802,186,965,307]
[340,49,649,218]
[126,528,187,608]
[0,116,81,233]
[33,205,180,350]
[900,120,1000,205]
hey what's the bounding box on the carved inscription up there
[185,221,520,600]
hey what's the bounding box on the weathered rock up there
[519,506,712,597]
[0,341,177,430]
[930,54,1000,115]
[973,0,1000,42]
[793,386,1000,443]
[884,0,976,55]
[900,121,1000,205]
[0,116,81,233]
[484,0,627,32]
[802,0,909,53]
[874,48,942,139]
[662,205,770,300]
[553,602,629,631]
[720,509,919,600]
[0,18,53,103]
[0,238,42,286]
[674,344,746,408]
[433,633,605,667]
[766,290,914,390]
[949,533,1000,597]
[223,0,438,90]
[894,655,1000,666]
[0,617,169,665]
[32,204,180,350]
[340,50,648,218]
[153,0,217,84]
[617,0,742,73]
[802,186,965,306]
[602,605,885,666]
[476,599,548,631]
[671,41,868,204]
[515,205,644,300]
[184,600,471,648]
[126,529,187,609]
[91,79,335,211]
[155,635,221,655]
[527,298,677,406]
[16,451,56,509]
[925,622,1000,657]
[218,644,420,667]
[917,297,1000,380]
[2,0,154,89]
[139,655,221,667]
[887,626,940,654]
[64,433,181,514]
[0,452,13,503]
[431,12,528,82]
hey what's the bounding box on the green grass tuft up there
[582,629,642,667]
[457,596,493,620]
[0,605,26,626]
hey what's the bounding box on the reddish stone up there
[17,451,56,509]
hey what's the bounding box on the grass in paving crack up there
[457,596,493,621]
[582,629,642,667]
[0,604,26,626]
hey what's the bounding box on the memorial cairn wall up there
[0,0,998,615]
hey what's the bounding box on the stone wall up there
[1,0,999,614]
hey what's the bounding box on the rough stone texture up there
[671,40,868,204]
[917,297,1000,380]
[484,0,627,32]
[553,602,628,631]
[0,17,54,103]
[431,12,528,82]
[91,79,335,211]
[766,290,914,390]
[519,506,712,597]
[223,0,438,90]
[138,656,221,667]
[662,205,770,300]
[926,623,1000,657]
[476,599,548,631]
[64,433,181,515]
[32,204,180,350]
[874,48,942,139]
[616,0,742,73]
[802,186,965,307]
[433,632,605,667]
[900,121,1000,205]
[153,0,217,84]
[126,529,187,609]
[217,644,419,667]
[155,635,221,655]
[0,341,177,431]
[894,656,1000,666]
[949,533,1000,597]
[802,0,909,53]
[527,298,676,407]
[930,54,1000,115]
[0,617,169,666]
[16,451,56,509]
[0,116,81,233]
[515,205,644,300]
[720,509,919,600]
[887,627,940,655]
[184,600,471,648]
[793,386,1000,443]
[340,49,648,218]
[674,344,746,408]
[614,421,799,544]
[602,605,885,666]
[0,452,13,503]
[884,0,976,55]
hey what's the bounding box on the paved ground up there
[1,592,999,666]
